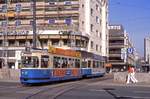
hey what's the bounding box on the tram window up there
[68,58,74,68]
[62,58,67,68]
[93,61,96,68]
[96,61,99,68]
[41,55,49,68]
[88,61,91,68]
[81,59,87,68]
[102,62,104,68]
[97,61,100,68]
[93,61,99,68]
[33,57,39,68]
[100,62,102,67]
[53,56,61,68]
[67,58,71,68]
[75,59,80,68]
[21,56,39,68]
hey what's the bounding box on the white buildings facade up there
[144,37,150,64]
[0,0,108,69]
[79,0,108,56]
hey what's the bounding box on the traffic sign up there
[127,48,134,54]
[121,48,127,53]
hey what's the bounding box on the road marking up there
[118,95,150,99]
[89,89,105,92]
[134,90,150,94]
[0,85,21,89]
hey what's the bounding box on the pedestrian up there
[126,66,136,84]
[130,66,138,83]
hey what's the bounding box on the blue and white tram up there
[20,47,105,84]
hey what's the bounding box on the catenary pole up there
[32,0,37,49]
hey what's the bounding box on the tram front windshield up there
[21,56,39,68]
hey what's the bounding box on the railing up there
[109,43,124,46]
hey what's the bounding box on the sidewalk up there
[0,79,20,83]
[94,73,150,87]
[101,78,150,87]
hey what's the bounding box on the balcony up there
[109,33,124,37]
[109,37,125,40]
[109,53,121,57]
[109,44,124,48]
[109,43,124,46]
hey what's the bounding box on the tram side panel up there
[52,68,82,81]
[20,69,52,84]
[20,68,82,84]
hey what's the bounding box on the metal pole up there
[32,0,37,49]
[3,0,9,68]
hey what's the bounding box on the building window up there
[100,8,102,14]
[48,19,55,24]
[52,39,59,46]
[19,40,25,46]
[91,8,93,16]
[96,4,99,11]
[0,40,3,46]
[65,18,72,25]
[9,40,15,46]
[96,44,98,51]
[49,1,56,5]
[15,20,21,26]
[41,39,48,46]
[96,30,98,36]
[82,21,84,29]
[82,21,84,25]
[100,32,102,38]
[82,4,84,8]
[100,19,102,26]
[30,20,33,25]
[63,39,68,45]
[100,46,102,52]
[91,41,93,49]
[91,24,93,32]
[96,16,99,24]
[64,1,72,5]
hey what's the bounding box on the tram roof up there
[79,51,106,61]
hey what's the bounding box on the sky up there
[109,0,150,56]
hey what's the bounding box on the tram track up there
[0,75,113,99]
[24,75,113,99]
[24,81,82,99]
[53,76,113,99]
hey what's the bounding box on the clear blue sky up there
[109,0,150,56]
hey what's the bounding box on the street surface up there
[0,75,150,99]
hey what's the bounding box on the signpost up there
[121,47,134,63]
[121,48,127,61]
